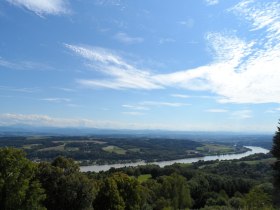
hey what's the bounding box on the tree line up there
[0,120,280,210]
[0,146,277,210]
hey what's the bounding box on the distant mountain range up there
[0,125,273,141]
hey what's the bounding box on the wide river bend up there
[80,146,269,172]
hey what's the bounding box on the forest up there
[0,129,279,210]
[0,146,277,210]
[0,136,249,165]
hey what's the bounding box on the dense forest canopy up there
[0,126,277,209]
[0,146,276,210]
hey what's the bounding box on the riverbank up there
[80,146,269,172]
[79,144,250,166]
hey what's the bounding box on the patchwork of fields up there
[0,136,248,165]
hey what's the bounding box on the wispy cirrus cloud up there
[179,18,194,28]
[231,110,252,119]
[206,109,228,113]
[153,1,280,104]
[54,87,76,92]
[65,0,280,104]
[6,0,70,16]
[0,113,175,129]
[158,38,175,45]
[0,57,52,71]
[171,94,218,100]
[0,57,18,69]
[140,101,189,107]
[122,104,150,110]
[94,0,122,7]
[65,44,162,90]
[171,94,190,98]
[0,85,40,93]
[0,113,117,128]
[122,101,189,114]
[205,0,219,6]
[65,32,254,95]
[122,111,145,116]
[231,0,280,34]
[114,32,144,44]
[0,112,269,131]
[41,98,71,103]
[265,107,280,113]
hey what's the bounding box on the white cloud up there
[41,98,71,103]
[55,87,76,92]
[122,112,145,116]
[140,101,189,107]
[171,94,190,98]
[179,18,194,28]
[65,44,129,67]
[265,110,275,114]
[0,113,117,128]
[122,104,150,110]
[94,0,122,7]
[0,57,52,71]
[114,32,143,44]
[205,0,219,5]
[171,94,217,100]
[158,38,176,45]
[205,32,254,67]
[0,57,18,69]
[231,110,252,119]
[67,104,82,108]
[206,109,228,113]
[68,29,280,103]
[6,0,69,16]
[66,0,280,104]
[122,101,189,112]
[0,113,272,132]
[231,0,280,33]
[153,6,280,104]
[0,85,39,93]
[0,113,171,129]
[65,44,162,90]
[265,107,280,113]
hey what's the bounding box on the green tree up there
[111,173,142,210]
[94,173,142,210]
[163,173,192,209]
[52,156,79,175]
[271,121,280,207]
[189,174,210,208]
[147,173,192,210]
[93,177,125,210]
[37,157,96,210]
[0,148,46,210]
[271,120,280,207]
[229,196,245,209]
[244,187,272,210]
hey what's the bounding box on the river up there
[80,146,269,172]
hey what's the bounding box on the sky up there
[0,0,280,132]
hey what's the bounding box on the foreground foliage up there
[0,146,277,210]
[271,121,280,207]
[37,157,96,210]
[0,148,45,210]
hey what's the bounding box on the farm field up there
[0,135,249,165]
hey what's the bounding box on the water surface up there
[80,146,269,172]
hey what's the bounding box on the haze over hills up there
[0,125,273,141]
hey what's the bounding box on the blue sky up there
[0,0,280,132]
